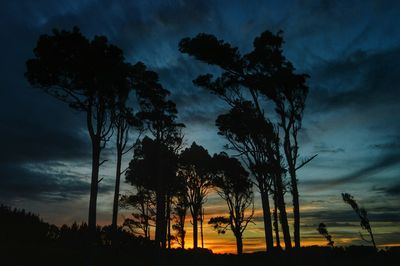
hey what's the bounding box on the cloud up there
[302,209,400,223]
[313,143,345,154]
[369,137,400,151]
[0,160,114,203]
[309,47,400,115]
[0,163,86,202]
[372,183,400,197]
[303,152,400,190]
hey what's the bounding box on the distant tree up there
[126,136,179,248]
[25,27,133,234]
[210,152,254,254]
[0,205,54,245]
[172,190,188,249]
[120,188,155,239]
[342,193,376,249]
[317,223,334,247]
[125,64,184,248]
[179,142,213,249]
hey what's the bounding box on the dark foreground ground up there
[1,246,399,266]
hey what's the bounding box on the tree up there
[125,63,184,248]
[245,31,310,248]
[26,27,132,235]
[179,142,213,249]
[172,188,188,249]
[120,188,155,239]
[317,223,334,247]
[214,98,291,250]
[210,152,254,254]
[125,136,179,248]
[179,30,312,249]
[342,193,376,249]
[111,88,143,242]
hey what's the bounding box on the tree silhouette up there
[216,100,291,249]
[125,136,179,248]
[111,86,143,244]
[120,188,155,239]
[179,142,213,249]
[25,27,133,235]
[342,193,376,249]
[179,30,312,249]
[210,152,254,254]
[317,223,334,247]
[125,63,184,248]
[246,31,310,248]
[172,186,188,249]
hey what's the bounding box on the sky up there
[0,0,400,253]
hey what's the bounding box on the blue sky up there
[0,0,399,251]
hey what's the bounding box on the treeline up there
[25,27,316,254]
[1,204,397,266]
[0,205,148,248]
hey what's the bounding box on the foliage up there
[342,193,376,249]
[317,223,334,247]
[208,216,230,234]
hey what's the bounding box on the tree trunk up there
[275,172,292,249]
[166,195,171,249]
[235,232,243,255]
[284,128,301,248]
[155,192,166,248]
[181,229,185,249]
[369,227,377,249]
[291,173,300,248]
[111,145,122,240]
[193,208,198,249]
[88,137,100,235]
[273,193,281,248]
[200,207,204,248]
[259,182,274,251]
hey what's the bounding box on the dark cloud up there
[309,47,400,116]
[302,209,400,223]
[0,163,87,202]
[385,184,400,197]
[303,152,400,190]
[313,143,345,154]
[0,115,89,164]
[0,160,114,203]
[369,137,400,151]
[372,183,400,197]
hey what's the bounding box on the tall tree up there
[111,90,142,241]
[126,64,184,248]
[342,193,376,249]
[125,136,178,248]
[215,101,291,249]
[210,152,254,254]
[26,27,132,234]
[245,31,309,248]
[179,142,213,249]
[179,30,312,249]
